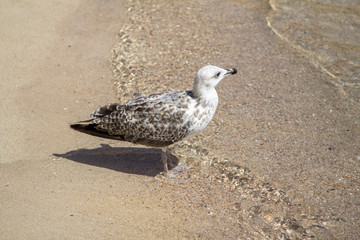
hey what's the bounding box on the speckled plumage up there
[70,65,237,174]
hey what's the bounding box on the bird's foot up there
[168,162,190,181]
[155,162,190,182]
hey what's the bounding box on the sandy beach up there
[1,0,359,239]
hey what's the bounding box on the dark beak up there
[226,68,237,75]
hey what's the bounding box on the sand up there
[1,0,359,239]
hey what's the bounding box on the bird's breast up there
[185,100,218,138]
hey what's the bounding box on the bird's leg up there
[161,147,169,175]
[166,147,177,168]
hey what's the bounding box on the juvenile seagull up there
[70,65,237,175]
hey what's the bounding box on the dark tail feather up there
[70,122,125,141]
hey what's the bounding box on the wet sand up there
[1,0,359,239]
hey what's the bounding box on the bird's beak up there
[225,68,237,75]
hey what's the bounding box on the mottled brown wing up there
[71,91,193,147]
[90,103,126,118]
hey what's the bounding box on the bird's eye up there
[215,72,221,78]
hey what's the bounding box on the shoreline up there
[0,0,359,239]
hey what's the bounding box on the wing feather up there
[70,91,195,147]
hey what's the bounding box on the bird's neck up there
[193,87,219,109]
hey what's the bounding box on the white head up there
[193,65,237,98]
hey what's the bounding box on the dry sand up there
[1,0,359,239]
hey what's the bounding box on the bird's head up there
[193,65,237,96]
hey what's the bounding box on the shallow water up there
[110,0,360,238]
[267,0,360,87]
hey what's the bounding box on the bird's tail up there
[70,121,125,141]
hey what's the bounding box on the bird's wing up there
[71,91,194,147]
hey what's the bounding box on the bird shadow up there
[53,144,178,177]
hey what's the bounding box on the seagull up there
[70,65,237,175]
